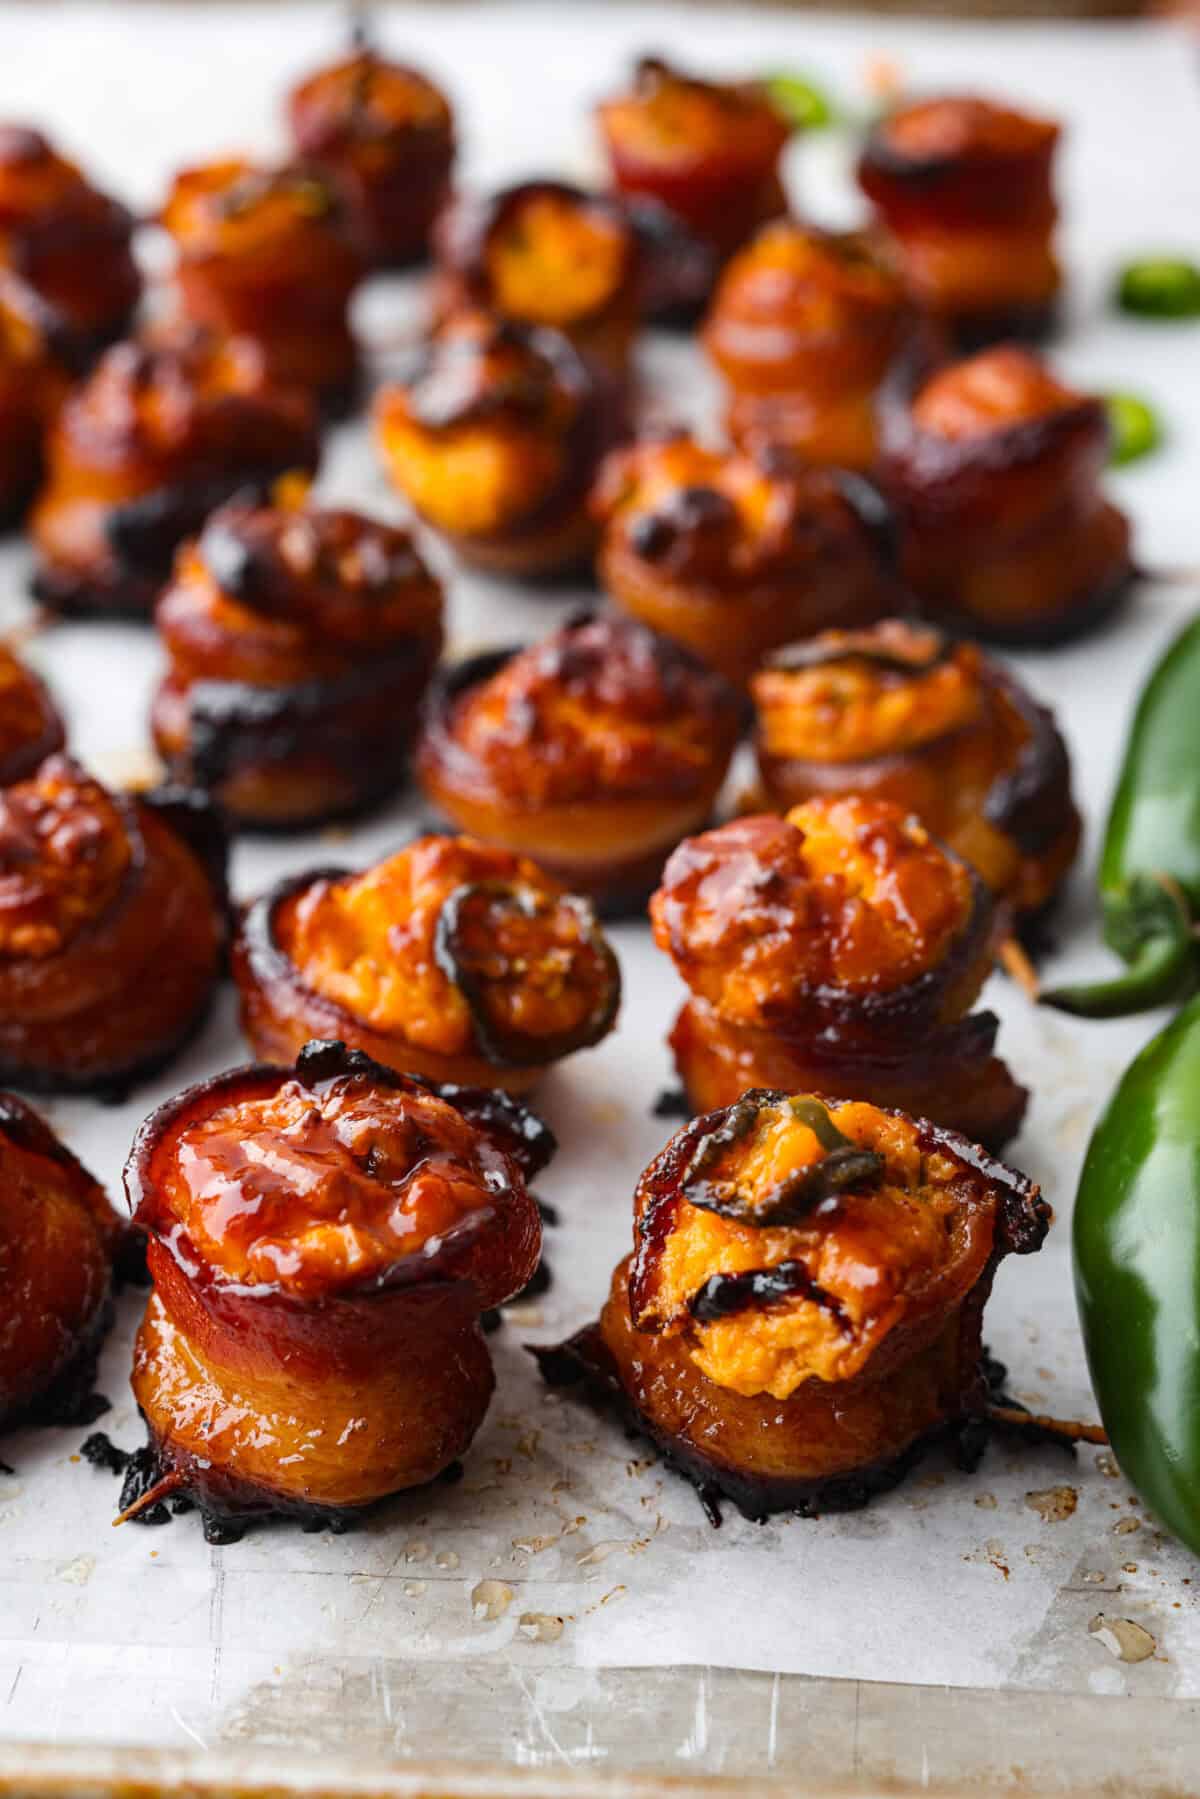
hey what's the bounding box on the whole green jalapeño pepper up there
[1043,613,1200,1018]
[1073,994,1200,1556]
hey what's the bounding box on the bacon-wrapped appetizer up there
[234,835,620,1093]
[285,46,455,268]
[0,756,227,1097]
[29,326,319,620]
[592,434,896,685]
[160,158,363,412]
[596,57,790,265]
[152,499,444,830]
[623,196,718,328]
[0,275,68,525]
[879,344,1132,645]
[124,1039,549,1537]
[703,223,918,472]
[752,621,1081,922]
[0,647,65,787]
[375,310,623,578]
[0,1094,123,1434]
[652,796,1027,1152]
[418,611,743,910]
[432,180,638,376]
[0,125,140,369]
[857,95,1062,347]
[541,1091,1048,1520]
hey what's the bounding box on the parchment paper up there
[2,1,1200,1753]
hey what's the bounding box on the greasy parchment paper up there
[2,1,1200,1760]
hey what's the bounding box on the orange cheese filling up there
[298,55,453,141]
[157,1077,499,1297]
[912,344,1079,441]
[162,160,340,258]
[484,194,629,328]
[0,760,131,959]
[276,836,594,1058]
[600,71,785,167]
[375,403,567,537]
[601,437,776,548]
[879,95,1057,165]
[646,1098,986,1399]
[753,628,986,763]
[651,796,976,1027]
[446,641,725,809]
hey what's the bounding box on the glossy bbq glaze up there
[29,326,319,620]
[652,795,1027,1151]
[431,180,639,375]
[880,344,1133,645]
[160,159,364,413]
[375,310,625,578]
[234,834,620,1094]
[286,45,455,267]
[0,124,140,369]
[152,498,444,830]
[592,433,897,684]
[0,275,68,525]
[0,647,65,787]
[0,1093,123,1433]
[418,611,744,911]
[596,57,790,265]
[703,222,921,472]
[858,94,1062,346]
[540,1092,1048,1520]
[0,755,227,1096]
[124,1040,550,1533]
[753,620,1081,921]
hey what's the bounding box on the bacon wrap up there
[703,222,923,472]
[857,94,1062,346]
[161,159,364,414]
[375,311,627,579]
[0,756,228,1096]
[0,124,140,370]
[232,832,621,1093]
[540,1094,1047,1521]
[0,1091,123,1433]
[125,1039,548,1527]
[596,57,790,261]
[29,326,319,620]
[417,612,744,913]
[0,647,66,788]
[151,500,444,830]
[651,797,1027,1151]
[752,620,1081,919]
[431,180,639,374]
[285,49,455,268]
[593,432,899,684]
[0,274,68,525]
[878,343,1133,645]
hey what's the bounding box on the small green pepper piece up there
[1042,614,1200,1018]
[764,72,836,131]
[1074,992,1200,1556]
[1116,256,1200,320]
[1105,392,1162,467]
[683,1092,884,1225]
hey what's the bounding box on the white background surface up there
[1,0,1200,1756]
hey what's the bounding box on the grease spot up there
[1089,1615,1156,1663]
[1025,1486,1078,1523]
[519,1612,565,1643]
[471,1579,513,1621]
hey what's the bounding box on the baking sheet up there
[1,0,1200,1758]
